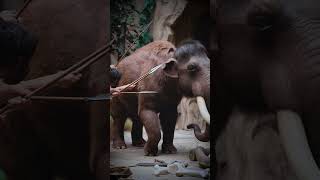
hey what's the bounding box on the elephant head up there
[214,0,320,179]
[163,40,211,141]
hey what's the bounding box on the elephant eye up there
[187,64,199,72]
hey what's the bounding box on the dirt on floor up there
[110,129,210,180]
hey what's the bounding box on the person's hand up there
[111,84,136,97]
[0,10,19,23]
[58,71,82,88]
[7,96,29,108]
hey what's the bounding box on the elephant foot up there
[112,139,127,149]
[144,142,158,156]
[161,144,177,154]
[132,138,146,147]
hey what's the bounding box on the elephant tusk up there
[277,110,320,180]
[196,96,210,124]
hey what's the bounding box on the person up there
[0,10,82,180]
[0,13,82,116]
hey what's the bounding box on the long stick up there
[30,94,112,102]
[119,63,164,93]
[30,91,158,101]
[114,20,155,92]
[29,91,158,102]
[72,46,111,74]
[25,45,112,97]
[16,0,33,18]
[30,96,87,102]
[118,20,153,61]
[0,39,114,115]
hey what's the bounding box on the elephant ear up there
[163,58,179,78]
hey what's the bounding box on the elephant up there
[0,0,109,180]
[211,0,320,179]
[111,40,210,156]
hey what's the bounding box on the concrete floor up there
[110,129,210,180]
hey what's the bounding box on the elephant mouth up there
[196,96,210,125]
[277,110,320,180]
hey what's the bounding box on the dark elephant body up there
[0,0,109,180]
[212,0,320,179]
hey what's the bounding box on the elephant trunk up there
[187,96,210,142]
[277,110,320,180]
[187,123,210,142]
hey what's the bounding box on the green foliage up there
[111,0,155,59]
[111,0,138,56]
[136,0,155,49]
[0,169,7,180]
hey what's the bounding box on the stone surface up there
[151,0,187,42]
[110,129,210,179]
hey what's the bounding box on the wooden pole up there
[30,96,87,102]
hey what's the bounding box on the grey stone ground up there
[110,129,210,180]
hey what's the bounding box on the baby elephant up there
[111,40,210,156]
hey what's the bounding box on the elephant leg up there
[112,115,126,149]
[139,108,161,156]
[160,108,177,154]
[111,101,127,149]
[130,114,145,147]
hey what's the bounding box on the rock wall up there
[151,0,187,42]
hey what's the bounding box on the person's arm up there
[0,71,81,107]
[19,71,82,90]
[110,87,116,94]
